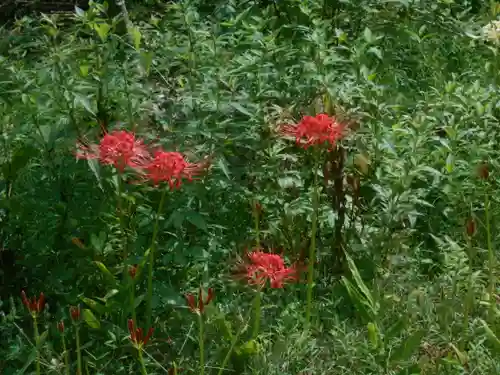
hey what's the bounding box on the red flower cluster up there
[76,130,208,190]
[280,113,345,149]
[185,287,214,315]
[140,149,204,189]
[76,131,149,172]
[21,291,45,315]
[128,319,154,347]
[241,250,298,289]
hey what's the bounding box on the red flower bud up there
[128,319,153,347]
[478,163,489,180]
[185,287,214,314]
[70,306,81,321]
[21,291,46,315]
[129,264,138,279]
[58,321,65,333]
[466,218,476,237]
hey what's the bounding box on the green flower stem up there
[130,278,137,323]
[146,187,168,330]
[462,236,474,350]
[116,172,127,260]
[252,290,261,339]
[485,191,496,323]
[217,308,254,375]
[62,333,70,375]
[305,152,320,327]
[138,348,148,375]
[253,202,260,248]
[33,315,41,375]
[198,313,205,375]
[76,325,82,375]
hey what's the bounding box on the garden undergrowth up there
[2,0,500,374]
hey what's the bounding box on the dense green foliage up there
[2,0,500,374]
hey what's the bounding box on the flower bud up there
[478,163,489,180]
[466,218,476,237]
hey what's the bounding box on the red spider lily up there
[136,149,207,189]
[129,264,138,279]
[76,130,150,172]
[238,250,298,289]
[58,321,65,333]
[128,319,154,347]
[21,291,45,314]
[185,287,214,314]
[70,306,81,321]
[279,113,345,149]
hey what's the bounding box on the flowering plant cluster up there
[76,130,208,189]
[20,113,346,374]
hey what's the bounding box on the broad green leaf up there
[230,102,253,117]
[367,322,379,349]
[216,157,231,179]
[80,297,107,315]
[94,262,117,287]
[130,26,142,50]
[74,94,95,116]
[363,27,374,43]
[480,319,500,352]
[186,211,208,232]
[343,250,375,310]
[82,309,101,329]
[93,23,110,42]
[87,159,104,191]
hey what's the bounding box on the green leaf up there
[363,27,374,43]
[87,159,104,191]
[130,26,142,50]
[74,93,95,116]
[93,23,110,42]
[216,157,231,179]
[75,6,85,17]
[384,316,407,342]
[185,211,208,232]
[80,297,107,314]
[94,261,117,287]
[389,330,425,364]
[229,102,253,117]
[343,250,375,310]
[82,309,101,329]
[140,52,154,75]
[367,322,379,349]
[480,319,500,352]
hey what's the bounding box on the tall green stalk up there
[305,154,320,326]
[252,201,262,338]
[33,316,41,375]
[485,191,496,323]
[130,276,137,323]
[138,349,148,375]
[462,235,474,350]
[146,187,168,329]
[198,313,205,375]
[61,332,70,375]
[75,325,82,375]
[216,308,254,375]
[252,290,261,339]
